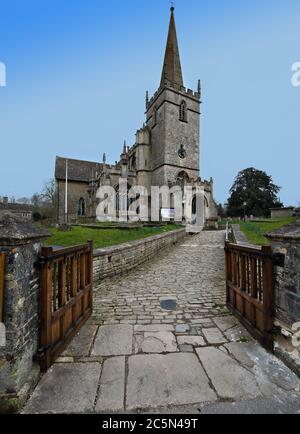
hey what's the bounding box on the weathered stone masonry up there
[267,221,300,375]
[93,228,186,284]
[0,214,49,413]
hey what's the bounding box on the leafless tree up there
[42,179,57,206]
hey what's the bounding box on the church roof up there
[160,7,184,89]
[0,202,34,212]
[55,156,102,183]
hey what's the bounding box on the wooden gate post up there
[39,247,54,372]
[262,246,274,337]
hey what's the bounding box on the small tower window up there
[179,101,187,122]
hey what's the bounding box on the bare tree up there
[42,179,57,206]
[31,193,43,208]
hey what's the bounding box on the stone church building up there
[55,7,218,225]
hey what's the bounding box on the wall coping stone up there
[93,228,186,257]
[267,220,300,242]
[0,213,50,246]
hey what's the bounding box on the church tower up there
[146,7,201,187]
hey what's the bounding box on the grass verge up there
[239,217,296,246]
[44,224,183,249]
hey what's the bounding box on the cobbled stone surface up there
[92,232,226,327]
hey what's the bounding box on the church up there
[55,7,218,225]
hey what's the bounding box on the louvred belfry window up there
[179,101,187,122]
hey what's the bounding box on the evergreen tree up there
[227,168,283,217]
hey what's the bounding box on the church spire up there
[160,7,184,89]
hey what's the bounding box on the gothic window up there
[131,155,137,170]
[179,101,187,122]
[78,198,86,217]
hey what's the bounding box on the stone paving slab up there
[213,316,238,332]
[23,363,101,414]
[196,347,262,400]
[126,353,217,410]
[141,332,178,353]
[177,335,206,347]
[62,325,98,358]
[223,342,255,368]
[202,328,227,345]
[224,323,253,342]
[200,393,300,414]
[95,357,125,412]
[92,325,133,356]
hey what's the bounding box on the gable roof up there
[0,202,34,212]
[55,156,103,183]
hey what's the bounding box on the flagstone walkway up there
[23,232,300,414]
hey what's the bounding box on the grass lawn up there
[44,224,183,249]
[239,217,296,246]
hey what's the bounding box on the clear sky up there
[0,0,299,205]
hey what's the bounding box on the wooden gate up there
[38,241,93,371]
[0,253,5,323]
[225,242,274,350]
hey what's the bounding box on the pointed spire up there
[123,140,127,154]
[160,7,184,89]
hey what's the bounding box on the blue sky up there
[0,0,299,205]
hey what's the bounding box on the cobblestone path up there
[92,231,227,327]
[23,232,300,414]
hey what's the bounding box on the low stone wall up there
[230,224,257,248]
[93,229,186,284]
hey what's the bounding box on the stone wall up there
[267,221,300,376]
[270,208,295,219]
[93,228,186,284]
[0,214,49,413]
[57,179,91,223]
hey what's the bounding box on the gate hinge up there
[33,346,50,363]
